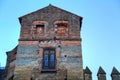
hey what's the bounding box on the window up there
[56,23,67,34]
[42,48,56,73]
[54,21,68,36]
[32,21,47,35]
[36,24,44,34]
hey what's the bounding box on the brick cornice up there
[18,38,82,41]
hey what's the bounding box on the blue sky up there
[0,0,120,80]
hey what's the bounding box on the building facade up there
[5,5,83,80]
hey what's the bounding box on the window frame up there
[36,24,45,34]
[32,21,47,35]
[54,21,69,36]
[41,48,57,73]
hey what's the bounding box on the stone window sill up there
[41,69,57,73]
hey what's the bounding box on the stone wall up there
[14,45,39,80]
[13,40,83,80]
[60,45,83,80]
[5,46,17,80]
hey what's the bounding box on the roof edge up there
[18,4,83,24]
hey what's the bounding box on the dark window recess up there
[41,48,56,73]
[56,23,68,35]
[9,75,14,80]
[36,24,44,34]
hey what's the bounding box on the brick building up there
[5,5,83,80]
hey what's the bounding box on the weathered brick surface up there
[6,5,83,80]
[19,5,82,40]
[14,40,83,80]
[60,45,83,80]
[31,68,67,80]
[5,46,17,80]
[19,41,38,46]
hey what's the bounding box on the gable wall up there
[19,6,82,40]
[13,5,83,80]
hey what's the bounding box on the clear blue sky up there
[0,0,120,80]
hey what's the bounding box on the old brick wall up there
[14,44,39,80]
[5,46,17,80]
[13,5,83,80]
[14,40,83,80]
[60,42,83,80]
[19,5,82,40]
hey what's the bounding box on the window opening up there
[42,48,56,69]
[36,24,44,34]
[55,23,68,35]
